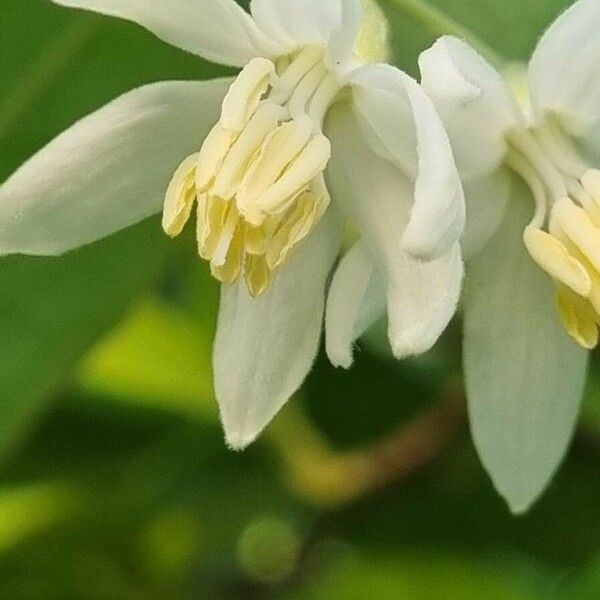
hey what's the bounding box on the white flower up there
[0,0,464,449]
[419,0,599,512]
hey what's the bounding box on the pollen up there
[162,47,341,296]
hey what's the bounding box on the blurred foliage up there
[1,0,599,598]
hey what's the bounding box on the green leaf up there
[0,219,170,456]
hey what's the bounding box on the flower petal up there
[250,0,345,50]
[529,0,600,135]
[349,64,465,259]
[419,36,521,178]
[52,0,279,66]
[327,104,463,359]
[325,241,385,368]
[461,168,511,260]
[213,211,342,450]
[464,179,588,514]
[0,79,231,256]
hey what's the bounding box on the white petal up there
[529,0,600,135]
[250,0,344,50]
[213,211,342,450]
[349,64,465,259]
[327,105,463,359]
[419,36,521,178]
[387,242,462,358]
[325,241,385,368]
[52,0,279,67]
[464,180,588,514]
[0,79,231,256]
[461,168,511,260]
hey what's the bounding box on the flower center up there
[162,46,343,296]
[506,123,600,348]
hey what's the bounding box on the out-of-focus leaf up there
[77,297,216,417]
[0,219,171,456]
[285,552,544,600]
[0,481,75,553]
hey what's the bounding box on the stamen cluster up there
[163,47,342,296]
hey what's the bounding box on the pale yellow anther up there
[266,186,326,270]
[556,285,599,349]
[249,134,331,224]
[210,221,245,284]
[245,221,274,255]
[523,226,591,297]
[550,216,600,316]
[552,197,600,273]
[162,153,198,237]
[211,103,286,201]
[197,195,230,260]
[245,254,271,297]
[236,114,314,214]
[577,191,600,229]
[220,57,276,132]
[196,124,237,193]
[212,203,241,267]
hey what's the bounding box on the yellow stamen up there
[195,125,237,193]
[212,103,286,201]
[556,285,599,349]
[163,45,340,296]
[220,57,276,132]
[552,197,600,273]
[245,254,272,297]
[523,225,591,297]
[162,153,198,237]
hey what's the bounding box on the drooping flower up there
[418,0,599,512]
[0,0,464,449]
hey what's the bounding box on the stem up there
[0,17,99,143]
[385,0,504,69]
[270,381,466,507]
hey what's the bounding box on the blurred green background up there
[1,0,600,598]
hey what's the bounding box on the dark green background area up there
[1,0,599,598]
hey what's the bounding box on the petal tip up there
[328,350,354,370]
[498,485,540,516]
[224,429,257,452]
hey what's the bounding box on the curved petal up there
[461,168,511,260]
[213,210,343,450]
[250,0,345,50]
[327,104,463,359]
[419,36,521,178]
[464,179,588,514]
[349,64,465,260]
[529,0,600,135]
[325,241,385,368]
[0,79,232,256]
[52,0,280,66]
